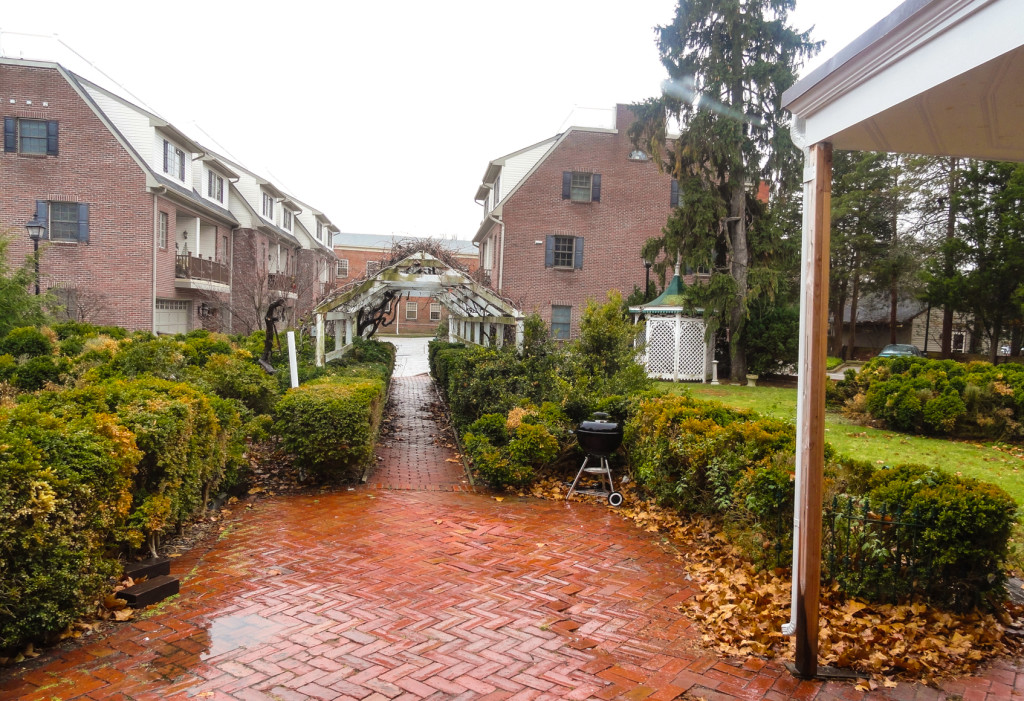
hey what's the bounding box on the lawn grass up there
[656,381,1024,507]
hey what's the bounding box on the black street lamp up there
[25,215,46,296]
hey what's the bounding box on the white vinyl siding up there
[500,140,556,202]
[82,87,155,164]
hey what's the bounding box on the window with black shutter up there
[562,171,601,202]
[671,179,679,207]
[3,118,58,155]
[545,235,584,269]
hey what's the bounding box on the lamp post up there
[25,216,46,296]
[644,259,653,301]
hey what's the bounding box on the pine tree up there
[632,0,818,381]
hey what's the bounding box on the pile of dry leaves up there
[530,475,1023,684]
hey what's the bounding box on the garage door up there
[155,299,190,335]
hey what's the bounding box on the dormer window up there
[207,170,224,203]
[282,209,293,231]
[316,221,323,241]
[163,140,185,180]
[262,192,274,218]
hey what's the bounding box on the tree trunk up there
[850,273,861,360]
[889,280,898,345]
[941,158,959,357]
[729,186,749,383]
[830,287,847,358]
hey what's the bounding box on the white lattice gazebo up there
[313,251,524,366]
[629,274,716,383]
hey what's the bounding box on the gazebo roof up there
[629,274,700,315]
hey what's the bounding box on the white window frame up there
[163,140,185,181]
[552,235,576,268]
[406,301,418,320]
[570,172,593,202]
[336,259,349,277]
[282,209,293,231]
[158,211,168,249]
[316,221,323,241]
[366,260,381,276]
[207,170,224,203]
[430,302,442,321]
[18,118,48,154]
[551,305,571,340]
[262,192,274,219]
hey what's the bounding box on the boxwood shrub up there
[274,376,386,481]
[0,408,139,654]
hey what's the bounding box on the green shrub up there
[866,464,1018,609]
[506,423,558,469]
[624,394,795,515]
[849,357,1024,439]
[274,377,386,481]
[0,326,52,358]
[193,352,280,415]
[0,410,139,653]
[97,336,189,380]
[28,377,238,553]
[467,414,509,446]
[12,355,68,391]
[178,331,233,366]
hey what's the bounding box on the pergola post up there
[515,318,524,353]
[315,313,325,367]
[334,318,343,354]
[345,316,353,346]
[449,316,457,343]
[791,141,832,678]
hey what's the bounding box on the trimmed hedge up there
[835,356,1024,440]
[274,377,386,481]
[0,407,139,652]
[623,393,1017,609]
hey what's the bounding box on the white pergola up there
[313,251,524,366]
[781,0,1024,677]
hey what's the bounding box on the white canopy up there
[780,0,1024,678]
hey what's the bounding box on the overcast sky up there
[1,0,903,240]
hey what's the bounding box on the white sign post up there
[286,331,299,388]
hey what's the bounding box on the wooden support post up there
[315,313,325,367]
[345,316,353,346]
[793,141,832,678]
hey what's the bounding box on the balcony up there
[175,254,230,291]
[268,273,296,293]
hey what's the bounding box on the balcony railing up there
[176,254,230,285]
[268,272,296,292]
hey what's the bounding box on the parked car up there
[877,344,925,358]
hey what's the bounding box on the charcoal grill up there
[566,412,624,506]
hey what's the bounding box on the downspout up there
[488,212,505,292]
[152,193,159,334]
[782,121,809,638]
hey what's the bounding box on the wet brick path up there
[2,376,1024,700]
[370,375,474,492]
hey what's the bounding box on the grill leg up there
[566,456,590,501]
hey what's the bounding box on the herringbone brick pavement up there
[2,376,1023,700]
[369,375,473,492]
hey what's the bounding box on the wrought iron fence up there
[749,490,930,604]
[822,495,928,604]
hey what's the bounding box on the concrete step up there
[123,556,170,581]
[119,574,179,608]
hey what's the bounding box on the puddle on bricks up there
[199,613,286,659]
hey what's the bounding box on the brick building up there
[1,57,338,335]
[333,234,478,336]
[471,104,677,338]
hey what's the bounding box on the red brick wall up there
[0,63,157,331]
[491,104,676,337]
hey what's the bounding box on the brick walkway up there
[1,377,1023,700]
